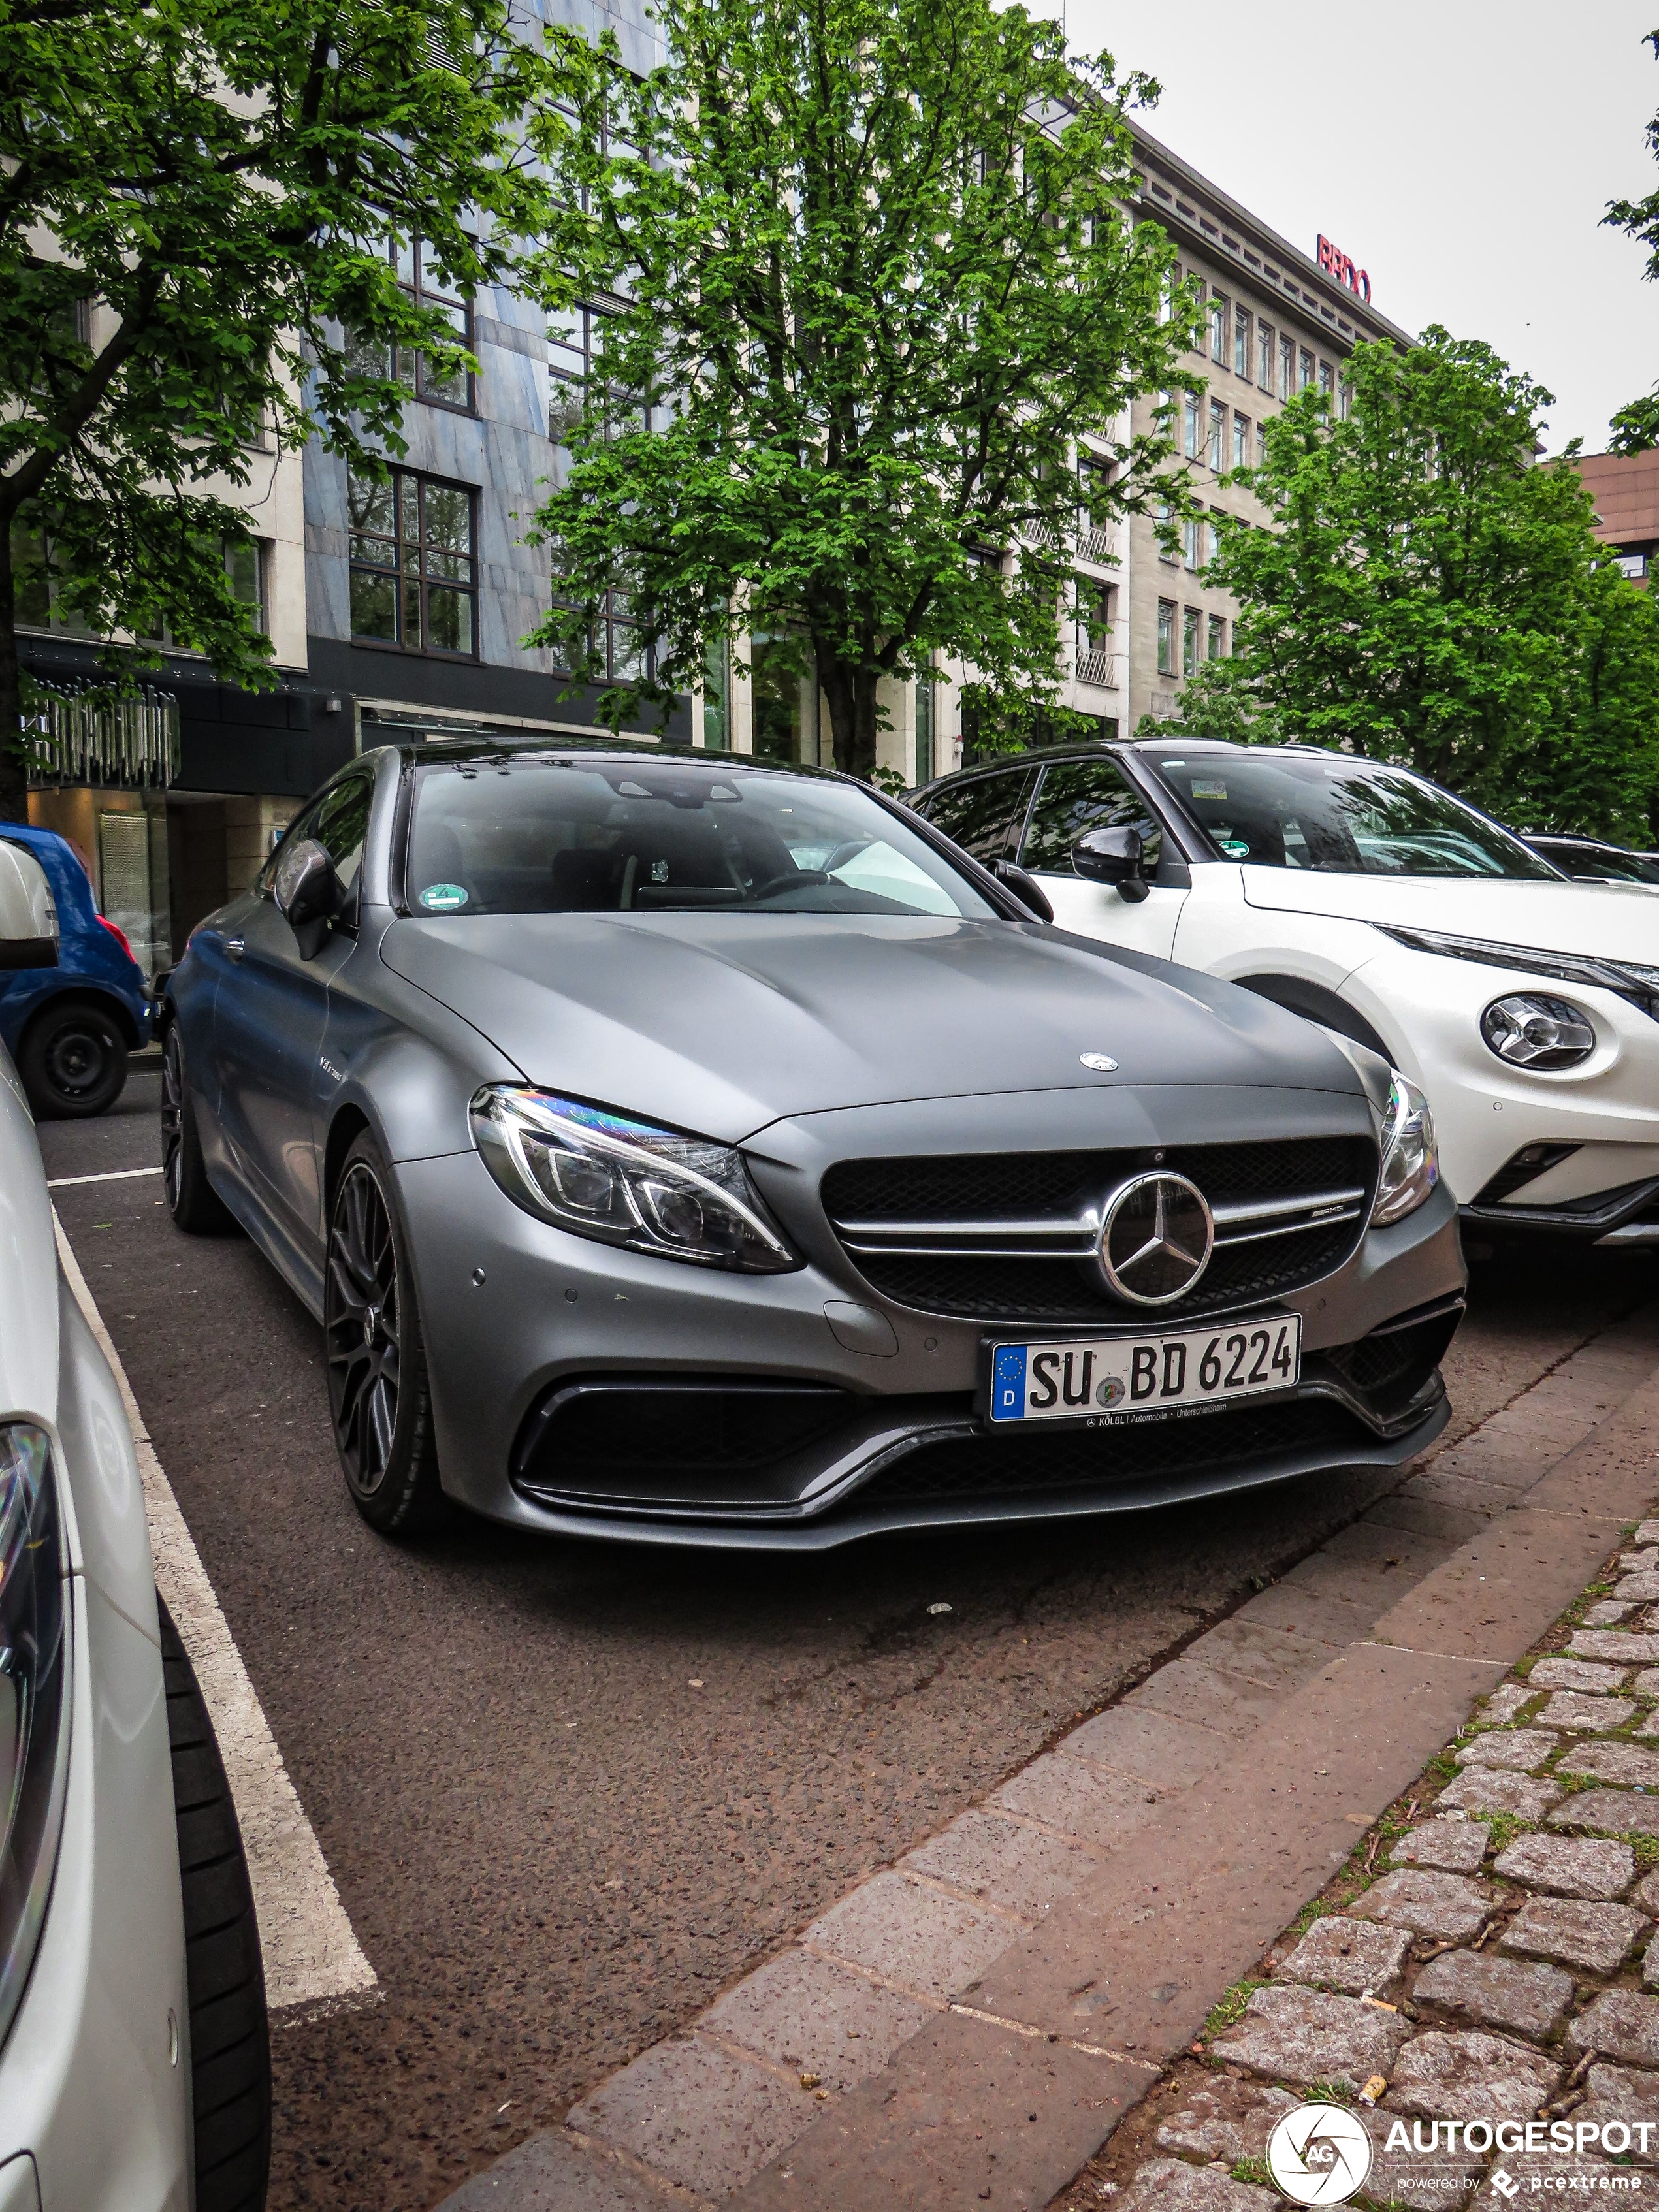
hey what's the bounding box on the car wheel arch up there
[21,980,144,1052]
[1233,974,1396,1064]
[322,1103,374,1218]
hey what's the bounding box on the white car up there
[912,739,1659,1249]
[0,912,268,2208]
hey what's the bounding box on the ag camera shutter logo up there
[1267,2102,1374,2206]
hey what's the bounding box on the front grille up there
[514,1379,854,1498]
[852,1398,1369,1510]
[822,1137,1376,1325]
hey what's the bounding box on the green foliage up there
[1200,1976,1266,2038]
[525,0,1198,776]
[1146,329,1659,843]
[1606,29,1659,454]
[0,0,568,814]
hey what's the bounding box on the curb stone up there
[1056,1524,1659,2209]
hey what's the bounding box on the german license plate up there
[986,1315,1301,1426]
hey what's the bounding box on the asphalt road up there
[37,1061,1659,2212]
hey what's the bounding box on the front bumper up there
[399,1130,1466,1549]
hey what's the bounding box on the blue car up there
[0,824,150,1117]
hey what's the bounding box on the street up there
[39,1059,1659,2212]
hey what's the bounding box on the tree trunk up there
[818,650,885,781]
[0,530,26,824]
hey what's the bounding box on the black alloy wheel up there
[161,1022,236,1234]
[18,997,128,1119]
[323,1133,444,1533]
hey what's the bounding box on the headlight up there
[470,1087,800,1274]
[1377,923,1659,1023]
[0,1422,71,2053]
[1372,1073,1439,1226]
[1481,993,1596,1070]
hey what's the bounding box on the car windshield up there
[1542,842,1659,886]
[1142,752,1561,880]
[405,758,998,919]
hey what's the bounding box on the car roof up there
[391,735,845,779]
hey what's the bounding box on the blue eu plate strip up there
[990,1344,1027,1422]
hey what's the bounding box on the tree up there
[527,0,1197,778]
[1147,328,1659,844]
[1606,26,1659,453]
[0,0,566,819]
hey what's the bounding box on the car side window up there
[310,777,375,896]
[1019,760,1162,876]
[920,768,1039,863]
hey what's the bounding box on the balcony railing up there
[25,682,180,790]
[1074,647,1117,690]
[1019,517,1119,567]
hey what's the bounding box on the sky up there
[1061,0,1659,458]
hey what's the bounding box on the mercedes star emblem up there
[1098,1171,1214,1306]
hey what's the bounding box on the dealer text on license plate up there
[988,1315,1301,1424]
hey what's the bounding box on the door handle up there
[224,937,245,962]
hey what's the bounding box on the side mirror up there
[1072,824,1150,903]
[0,841,59,969]
[272,837,342,959]
[990,858,1054,923]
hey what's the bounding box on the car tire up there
[161,1021,238,1234]
[324,1131,447,1533]
[18,996,129,1119]
[159,1596,272,2212]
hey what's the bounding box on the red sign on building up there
[1316,236,1370,304]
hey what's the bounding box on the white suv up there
[0,1015,268,2209]
[913,739,1659,1250]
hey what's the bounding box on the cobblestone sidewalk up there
[1055,1520,1659,2210]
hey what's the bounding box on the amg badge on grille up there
[1098,1172,1214,1305]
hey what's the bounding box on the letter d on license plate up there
[987,1315,1301,1424]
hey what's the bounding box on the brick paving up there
[1054,1517,1659,2209]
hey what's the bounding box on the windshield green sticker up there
[419,882,469,911]
[1219,838,1251,858]
[1191,778,1228,799]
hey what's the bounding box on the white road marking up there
[54,1211,378,2017]
[46,1165,164,1187]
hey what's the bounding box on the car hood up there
[1240,867,1659,962]
[379,912,1363,1142]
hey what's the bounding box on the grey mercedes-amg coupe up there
[159,739,1463,1550]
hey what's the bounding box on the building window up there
[1157,598,1176,675]
[1257,421,1268,467]
[348,238,474,411]
[1208,613,1226,660]
[1156,498,1177,563]
[1207,400,1225,470]
[1183,516,1201,569]
[703,637,730,750]
[1279,335,1294,400]
[914,669,935,784]
[1078,580,1114,654]
[1159,269,1180,324]
[1319,360,1335,402]
[1183,392,1200,460]
[1234,307,1251,379]
[1258,322,1274,393]
[1233,412,1249,470]
[14,522,264,645]
[547,303,651,483]
[347,465,477,656]
[1182,606,1200,677]
[1299,347,1315,393]
[1339,379,1353,422]
[1210,293,1227,363]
